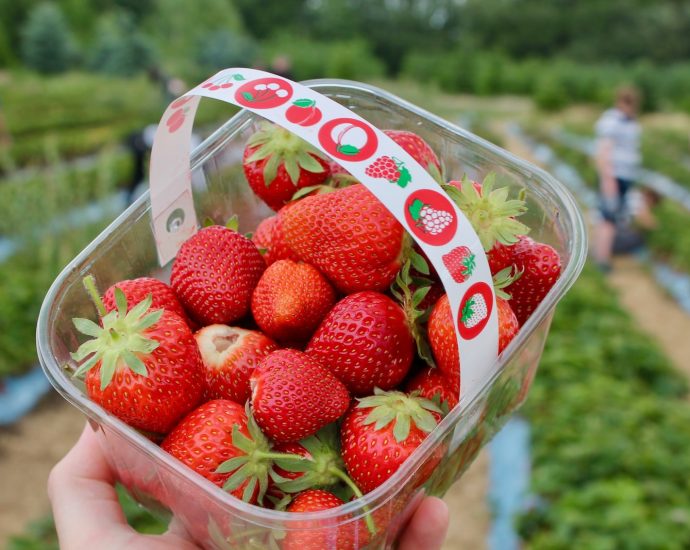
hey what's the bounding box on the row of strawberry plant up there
[518,265,690,548]
[520,122,690,273]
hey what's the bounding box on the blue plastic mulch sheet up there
[488,416,531,550]
[0,366,52,425]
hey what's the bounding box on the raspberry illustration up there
[408,199,453,236]
[365,156,411,188]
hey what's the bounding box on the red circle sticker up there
[457,282,494,340]
[404,190,458,246]
[235,78,293,109]
[318,117,378,162]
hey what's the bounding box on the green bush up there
[195,30,258,73]
[325,40,385,80]
[533,74,569,111]
[89,11,155,76]
[20,3,77,74]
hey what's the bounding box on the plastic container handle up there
[149,68,498,402]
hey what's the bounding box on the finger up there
[398,496,449,550]
[48,422,135,548]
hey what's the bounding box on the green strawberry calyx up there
[492,265,523,300]
[247,121,326,187]
[357,388,443,444]
[71,276,163,391]
[390,252,435,366]
[442,173,530,251]
[216,404,306,505]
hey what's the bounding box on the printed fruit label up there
[149,67,498,403]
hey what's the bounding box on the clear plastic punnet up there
[37,77,587,549]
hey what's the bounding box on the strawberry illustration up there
[252,204,300,266]
[195,325,278,404]
[251,259,336,345]
[460,290,489,329]
[282,184,405,294]
[161,399,305,505]
[244,122,330,211]
[408,199,454,236]
[285,98,323,127]
[171,225,265,326]
[505,236,561,325]
[442,246,476,283]
[384,129,443,183]
[306,291,414,396]
[102,276,192,328]
[340,389,443,493]
[250,349,350,443]
[365,156,411,188]
[71,277,204,434]
[405,366,459,411]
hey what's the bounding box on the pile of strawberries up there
[70,122,561,542]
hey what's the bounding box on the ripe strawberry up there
[171,225,265,326]
[283,490,356,550]
[161,399,306,505]
[71,279,204,433]
[195,325,278,404]
[251,260,336,345]
[406,367,459,411]
[444,174,530,271]
[306,291,414,396]
[442,246,476,283]
[384,129,443,183]
[244,122,330,211]
[340,389,443,494]
[251,350,350,443]
[506,236,561,325]
[102,276,192,327]
[252,205,300,266]
[282,184,405,294]
[427,294,460,396]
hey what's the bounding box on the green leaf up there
[216,456,249,474]
[114,287,128,317]
[409,250,430,275]
[242,476,258,503]
[72,353,100,378]
[293,98,315,108]
[122,350,147,376]
[222,463,252,493]
[412,286,431,308]
[284,156,300,185]
[125,294,153,322]
[397,166,412,188]
[393,413,411,442]
[336,144,360,156]
[231,424,255,454]
[132,309,164,332]
[408,198,424,221]
[73,317,102,337]
[297,150,325,173]
[291,184,324,201]
[225,214,239,232]
[241,92,254,101]
[276,476,314,494]
[263,153,281,186]
[100,351,119,390]
[203,216,215,227]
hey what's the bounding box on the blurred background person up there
[592,86,642,272]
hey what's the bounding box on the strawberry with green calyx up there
[161,400,306,506]
[250,349,351,443]
[505,235,561,325]
[341,388,444,494]
[195,324,278,404]
[282,184,405,294]
[306,291,414,396]
[405,367,458,412]
[442,246,476,283]
[71,276,204,434]
[443,173,530,265]
[384,129,444,185]
[244,122,331,211]
[171,225,265,327]
[102,277,192,328]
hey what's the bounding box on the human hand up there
[49,423,450,550]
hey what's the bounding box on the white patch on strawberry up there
[420,205,453,235]
[462,293,487,328]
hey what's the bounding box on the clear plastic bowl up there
[37,79,587,549]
